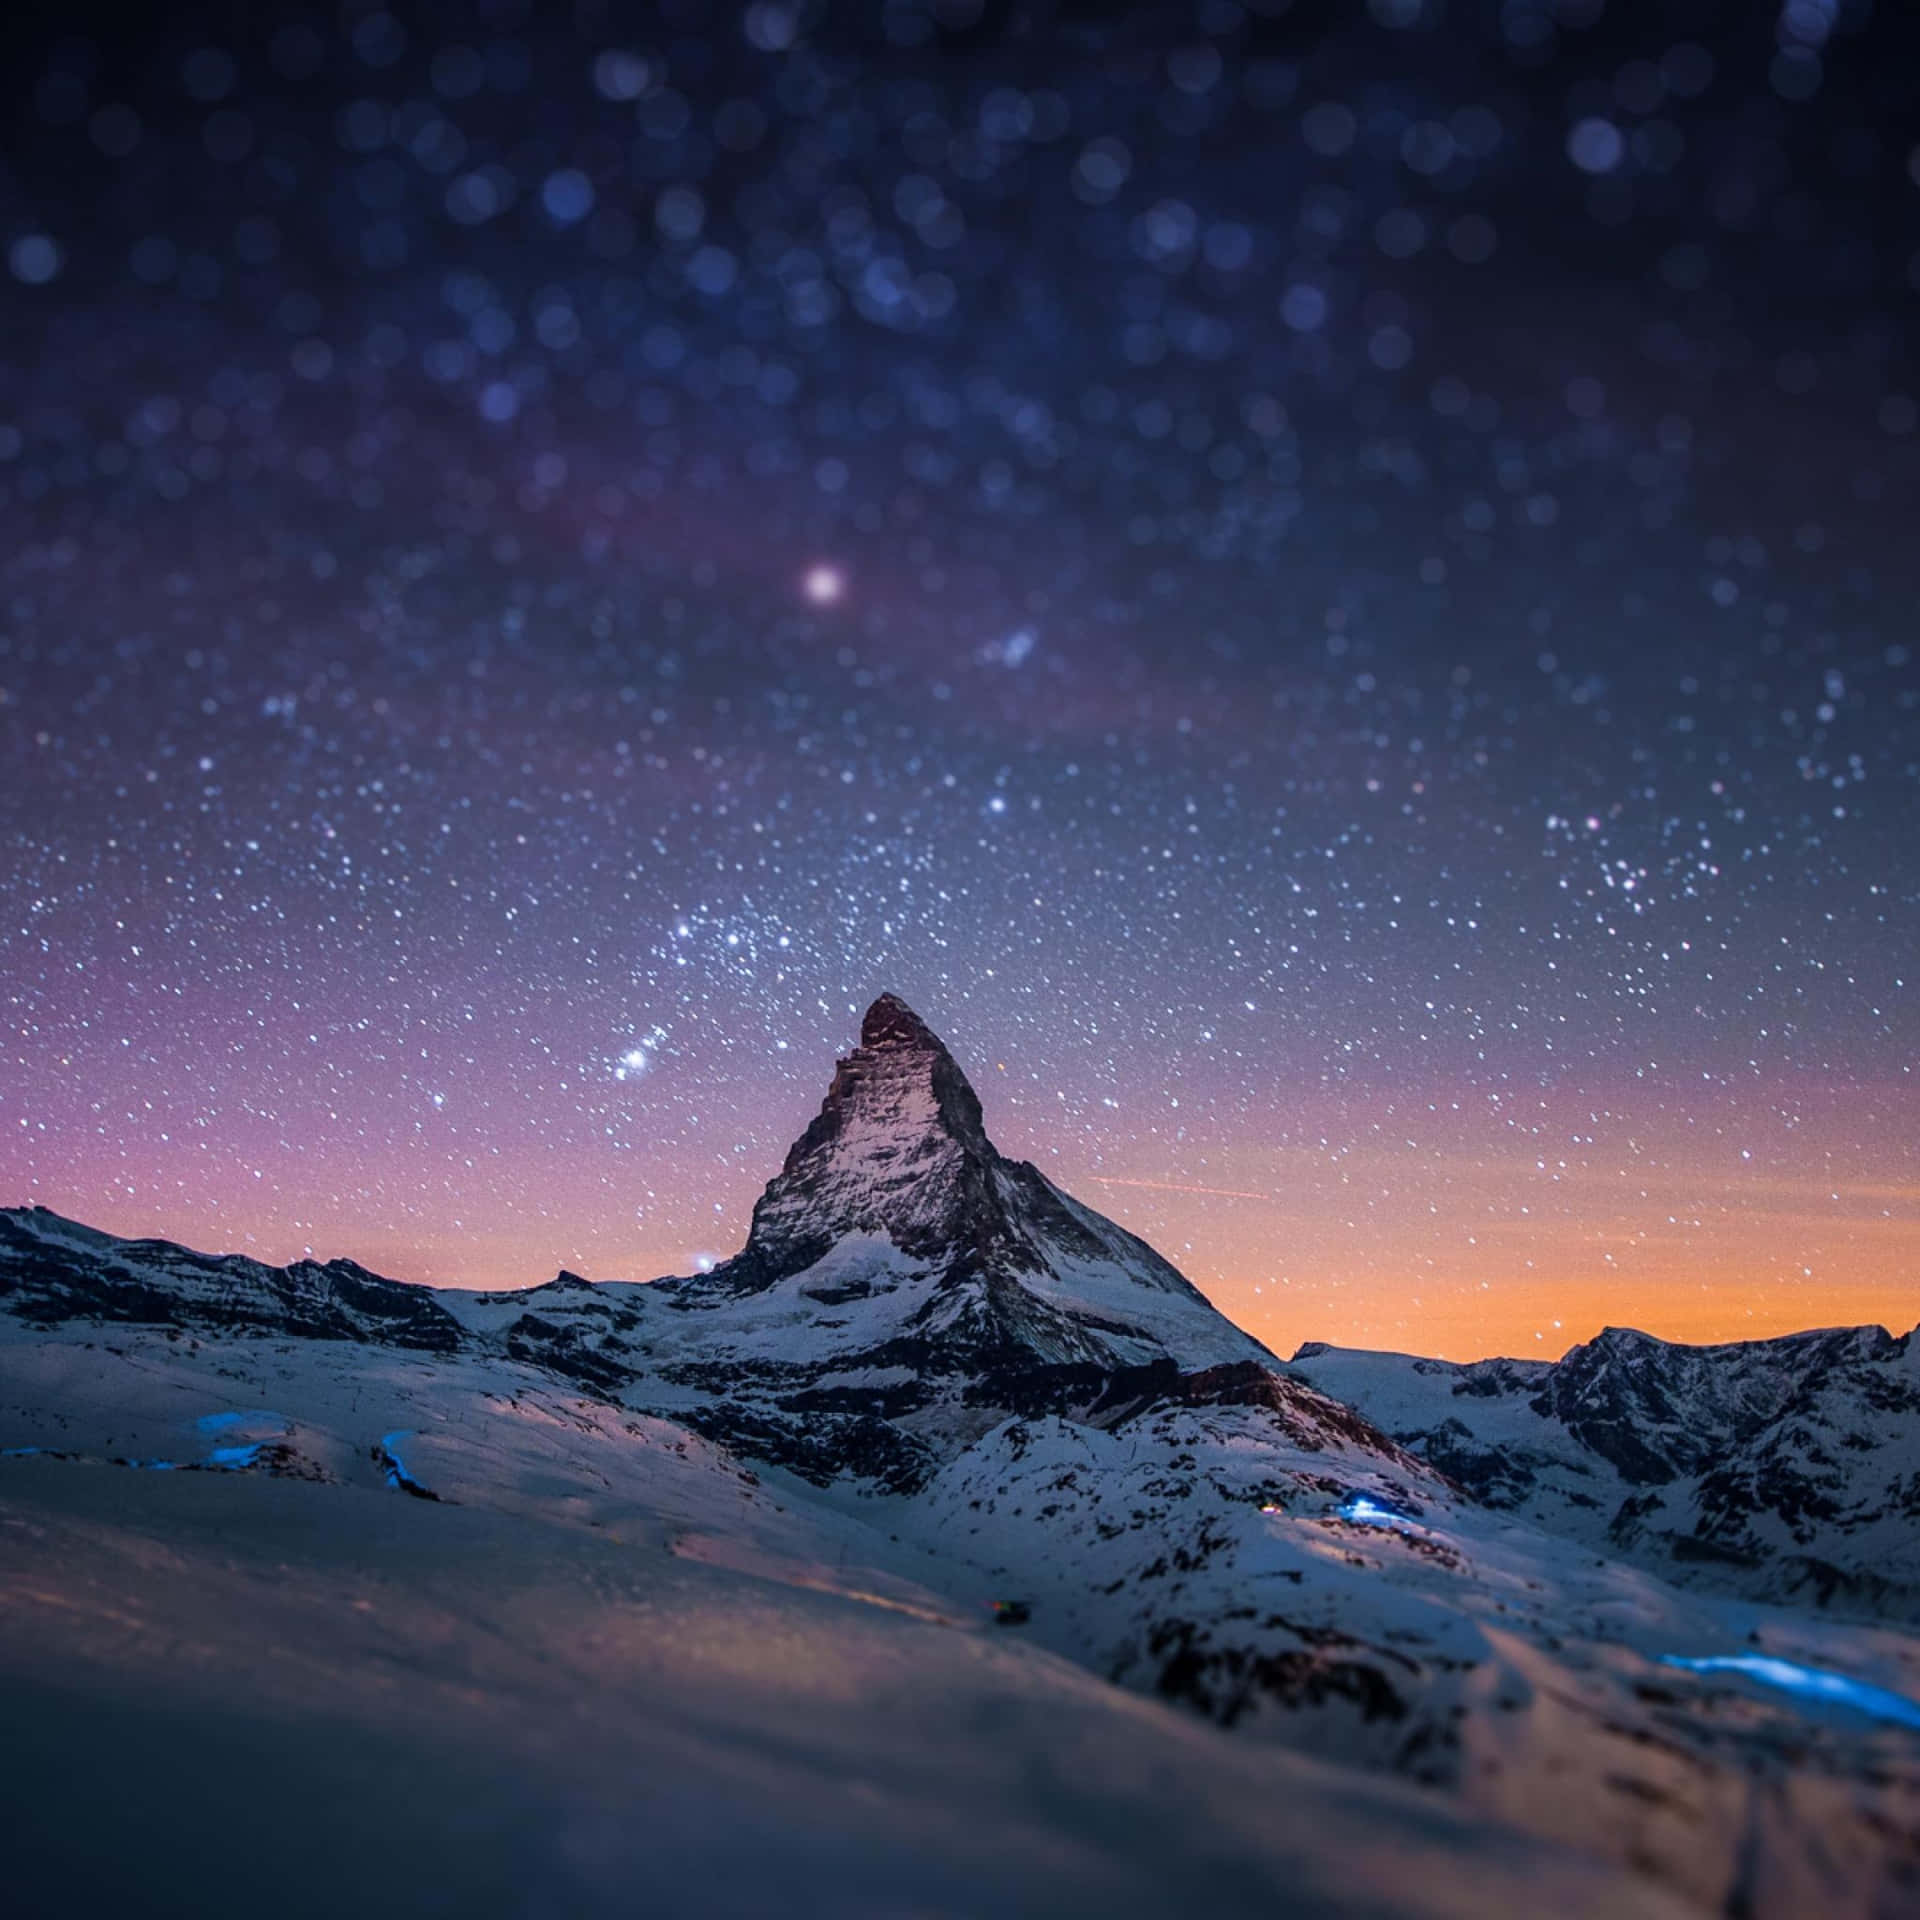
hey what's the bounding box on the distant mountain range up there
[1294,1317,1920,1617]
[4,994,1918,1917]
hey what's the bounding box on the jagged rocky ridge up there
[6,994,1920,1917]
[1292,1319,1920,1615]
[0,994,1286,1492]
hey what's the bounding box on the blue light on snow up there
[206,1444,263,1469]
[380,1428,413,1484]
[1661,1654,1920,1731]
[1337,1492,1420,1532]
[1,1445,41,1457]
[195,1410,288,1436]
[378,1428,436,1496]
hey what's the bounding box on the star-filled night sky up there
[3,0,1916,1360]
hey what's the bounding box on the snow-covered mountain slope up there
[4,1311,1918,1918]
[686,992,1270,1368]
[1291,1322,1920,1617]
[868,1379,1920,1920]
[0,1414,1686,1920]
[0,1203,467,1348]
[6,996,1920,1916]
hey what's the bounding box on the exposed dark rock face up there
[1410,1418,1555,1508]
[1147,1615,1416,1734]
[1526,1323,1907,1486]
[675,1400,936,1495]
[0,1208,464,1350]
[1292,1317,1920,1617]
[700,995,1225,1348]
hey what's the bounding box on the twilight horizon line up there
[10,992,1914,1367]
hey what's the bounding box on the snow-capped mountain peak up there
[717,992,1000,1290]
[698,993,1268,1377]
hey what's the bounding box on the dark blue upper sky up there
[1,0,1914,1355]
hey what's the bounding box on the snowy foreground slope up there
[4,996,1919,1918]
[0,1355,1667,1920]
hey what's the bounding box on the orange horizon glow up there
[24,1176,1910,1365]
[13,1043,1916,1368]
[19,1117,1917,1366]
[18,1195,1912,1365]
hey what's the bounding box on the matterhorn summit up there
[717,992,1006,1287]
[695,993,1270,1380]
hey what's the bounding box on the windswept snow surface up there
[3,1315,1918,1917]
[1,1347,1678,1920]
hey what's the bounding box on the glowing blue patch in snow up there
[195,1410,288,1436]
[127,1458,179,1471]
[378,1429,434,1496]
[1,1445,41,1458]
[1660,1655,1920,1731]
[206,1444,263,1469]
[380,1429,412,1487]
[1337,1493,1419,1532]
